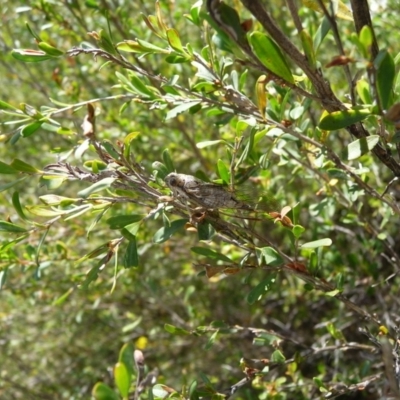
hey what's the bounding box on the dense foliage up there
[1,0,400,399]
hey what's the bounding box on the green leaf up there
[0,177,27,192]
[217,159,230,184]
[300,29,316,69]
[300,238,332,248]
[191,247,232,262]
[37,42,64,56]
[375,49,395,110]
[0,100,18,110]
[12,192,28,221]
[166,28,185,53]
[122,221,142,237]
[25,22,42,41]
[124,239,139,268]
[106,215,145,229]
[99,29,117,55]
[205,330,218,350]
[313,16,331,51]
[92,382,119,400]
[318,108,370,130]
[152,384,173,399]
[118,343,134,378]
[162,148,175,173]
[249,32,294,84]
[259,247,284,266]
[114,362,131,398]
[165,100,202,120]
[246,275,276,305]
[196,140,223,149]
[270,349,286,362]
[292,225,305,238]
[356,79,372,104]
[0,161,18,174]
[359,25,373,58]
[326,322,345,340]
[0,221,28,233]
[164,323,190,335]
[78,177,116,198]
[10,159,40,173]
[21,121,44,137]
[11,49,53,62]
[197,222,215,241]
[153,219,188,243]
[347,135,380,160]
[52,288,74,306]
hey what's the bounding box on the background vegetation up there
[1,0,400,399]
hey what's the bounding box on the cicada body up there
[164,173,265,211]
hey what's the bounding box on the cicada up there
[164,172,271,212]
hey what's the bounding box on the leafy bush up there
[1,0,400,399]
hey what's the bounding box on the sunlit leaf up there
[0,221,28,233]
[164,324,190,335]
[165,100,202,120]
[318,108,370,130]
[300,238,332,248]
[347,135,380,160]
[11,49,53,62]
[78,177,116,198]
[114,362,131,398]
[92,382,119,400]
[249,32,294,84]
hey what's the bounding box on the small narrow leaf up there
[118,343,135,377]
[196,140,223,149]
[166,28,185,53]
[191,247,232,262]
[300,238,332,248]
[12,192,28,221]
[0,221,28,233]
[10,159,40,173]
[21,121,43,137]
[11,49,53,62]
[375,50,395,110]
[0,161,18,174]
[153,219,188,243]
[162,148,175,173]
[0,177,27,193]
[347,135,380,160]
[114,362,131,398]
[359,25,373,58]
[270,349,286,362]
[165,100,202,120]
[217,159,230,184]
[260,247,284,266]
[249,32,294,84]
[319,109,370,130]
[124,239,139,268]
[300,29,316,69]
[247,275,276,305]
[255,75,268,119]
[164,324,190,335]
[0,100,18,110]
[106,215,145,229]
[78,177,116,198]
[92,382,119,400]
[37,42,64,56]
